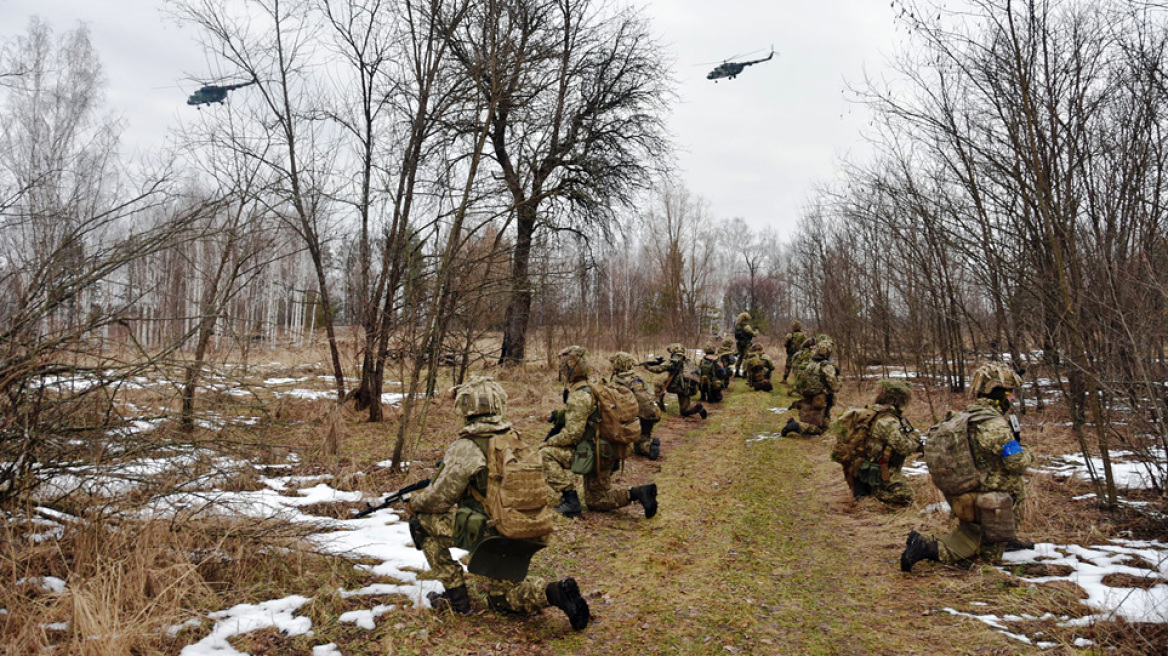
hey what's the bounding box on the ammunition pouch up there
[976,492,1017,543]
[454,506,490,552]
[858,460,883,488]
[570,439,595,475]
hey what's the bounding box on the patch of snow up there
[746,433,783,444]
[180,595,312,656]
[1002,540,1168,624]
[313,644,343,656]
[43,622,69,631]
[920,501,951,515]
[18,576,66,594]
[264,377,310,385]
[338,604,394,630]
[166,618,203,638]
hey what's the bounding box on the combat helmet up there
[454,376,507,419]
[666,343,686,357]
[736,312,751,324]
[791,320,803,332]
[559,345,590,382]
[703,343,717,355]
[609,351,636,372]
[750,343,764,353]
[874,379,912,409]
[813,339,833,359]
[721,336,734,350]
[970,362,1022,397]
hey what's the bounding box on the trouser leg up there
[540,444,577,494]
[486,577,549,615]
[582,460,631,512]
[416,512,464,589]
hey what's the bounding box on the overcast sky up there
[0,0,906,237]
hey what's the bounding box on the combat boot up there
[900,530,940,572]
[780,417,800,437]
[554,489,582,518]
[648,437,660,461]
[697,404,708,419]
[545,578,590,630]
[630,483,658,519]
[1005,538,1036,552]
[427,584,472,615]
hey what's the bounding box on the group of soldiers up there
[400,314,1033,631]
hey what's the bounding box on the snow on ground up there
[1003,540,1168,625]
[142,473,451,653]
[746,432,783,444]
[1034,449,1166,491]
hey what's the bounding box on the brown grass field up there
[2,342,1166,655]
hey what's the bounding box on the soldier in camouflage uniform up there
[782,321,807,384]
[697,344,727,403]
[786,334,817,383]
[743,343,776,392]
[781,339,841,436]
[733,313,759,377]
[610,352,662,460]
[855,380,919,507]
[408,377,589,629]
[716,337,736,390]
[541,346,658,518]
[643,343,708,419]
[901,363,1034,571]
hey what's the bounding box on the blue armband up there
[1002,439,1022,458]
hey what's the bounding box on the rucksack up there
[795,359,828,396]
[734,323,752,342]
[830,407,886,482]
[922,409,997,496]
[698,357,721,388]
[785,332,805,356]
[476,431,555,540]
[591,380,640,445]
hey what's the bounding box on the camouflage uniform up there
[902,363,1033,572]
[409,377,588,627]
[932,397,1033,565]
[743,345,776,392]
[644,344,707,419]
[864,405,919,506]
[697,345,727,403]
[782,321,807,383]
[733,313,759,377]
[716,337,736,389]
[787,338,816,382]
[543,347,657,518]
[610,352,661,459]
[783,340,840,436]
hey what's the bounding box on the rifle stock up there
[355,477,432,518]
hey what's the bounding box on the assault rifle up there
[354,475,435,518]
[545,409,567,442]
[655,357,684,411]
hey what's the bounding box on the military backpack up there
[922,408,999,497]
[794,359,830,396]
[472,431,555,540]
[830,407,884,484]
[734,323,752,343]
[590,380,640,445]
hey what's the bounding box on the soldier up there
[901,363,1033,571]
[835,380,919,507]
[781,339,841,436]
[743,343,776,392]
[541,346,658,519]
[643,343,708,419]
[716,337,736,390]
[733,313,759,377]
[697,344,727,403]
[609,351,662,460]
[408,376,590,629]
[782,320,807,384]
[787,334,817,383]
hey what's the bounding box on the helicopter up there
[186,79,256,108]
[706,49,774,82]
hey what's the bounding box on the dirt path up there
[537,382,1037,655]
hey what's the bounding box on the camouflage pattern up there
[787,341,815,381]
[969,362,1023,397]
[558,345,590,383]
[539,379,634,512]
[744,351,776,391]
[410,411,550,612]
[866,406,918,506]
[790,356,841,435]
[933,398,1033,565]
[611,369,660,456]
[733,315,759,376]
[716,337,736,388]
[782,325,807,382]
[609,352,637,373]
[644,351,702,414]
[454,376,507,419]
[698,352,726,402]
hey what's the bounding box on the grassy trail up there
[548,382,1033,655]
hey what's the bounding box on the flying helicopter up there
[186,79,256,108]
[705,49,775,82]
